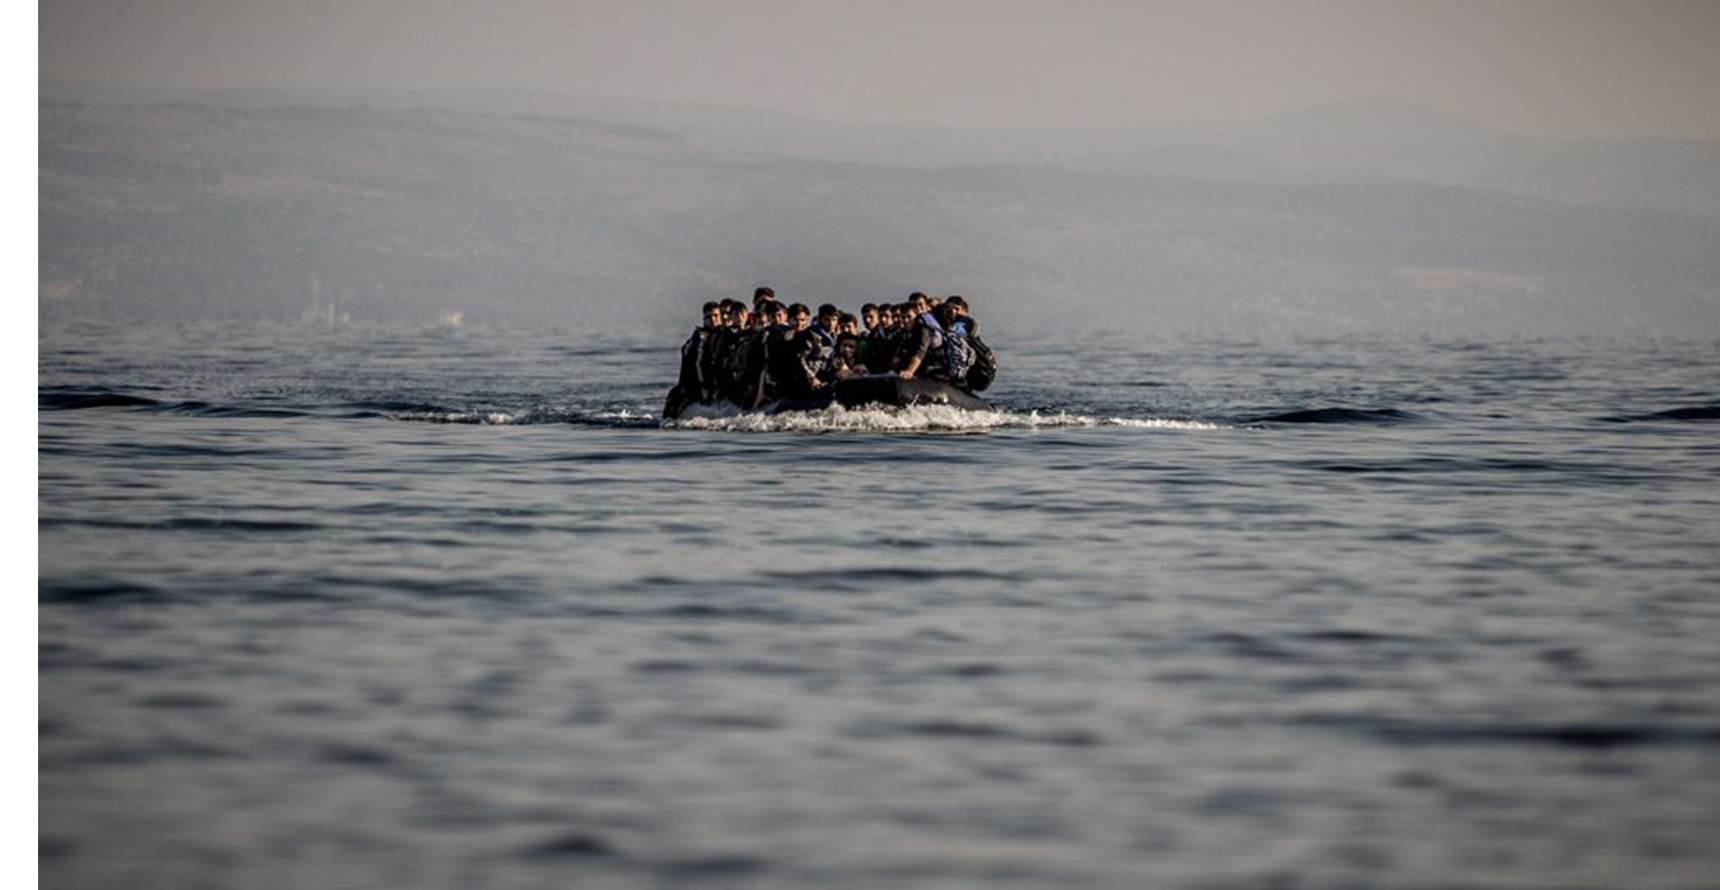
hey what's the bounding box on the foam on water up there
[1103,416,1227,430]
[664,403,1225,433]
[391,406,661,427]
[392,411,517,425]
[387,402,1224,432]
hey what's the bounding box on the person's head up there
[817,304,839,329]
[910,292,931,315]
[898,302,917,323]
[753,286,775,307]
[839,313,860,336]
[723,300,747,328]
[788,303,811,331]
[933,302,957,328]
[702,301,723,329]
[862,303,880,330]
[836,335,860,361]
[756,300,781,327]
[946,295,969,319]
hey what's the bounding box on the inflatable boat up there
[664,374,992,420]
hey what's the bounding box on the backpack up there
[965,333,997,391]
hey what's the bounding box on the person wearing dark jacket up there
[679,302,723,399]
[707,302,737,398]
[742,300,785,408]
[897,299,945,381]
[763,303,826,402]
[860,304,893,374]
[664,301,724,416]
[890,301,917,371]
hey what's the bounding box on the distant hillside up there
[43,83,1720,217]
[38,95,1720,335]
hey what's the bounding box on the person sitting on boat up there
[710,299,749,401]
[823,334,870,384]
[810,304,840,353]
[890,301,918,368]
[664,300,724,416]
[740,299,785,408]
[697,301,728,395]
[934,301,975,387]
[753,302,804,404]
[861,304,882,336]
[896,298,946,381]
[943,295,996,391]
[802,303,839,374]
[706,300,739,383]
[762,303,826,403]
[860,303,892,373]
[910,292,937,325]
[793,304,832,388]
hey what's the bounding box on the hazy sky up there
[39,0,1720,138]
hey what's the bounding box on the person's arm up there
[751,367,768,409]
[900,326,933,379]
[798,335,828,388]
[678,333,699,391]
[693,333,711,399]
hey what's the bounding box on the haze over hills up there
[48,81,1720,216]
[37,85,1720,335]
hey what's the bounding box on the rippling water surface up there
[38,322,1720,889]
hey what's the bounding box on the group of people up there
[671,287,994,413]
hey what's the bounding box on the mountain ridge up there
[37,95,1720,334]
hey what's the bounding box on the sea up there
[38,321,1720,890]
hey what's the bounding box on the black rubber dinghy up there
[826,375,992,412]
[665,374,991,419]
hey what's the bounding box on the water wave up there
[38,389,308,418]
[1294,714,1720,749]
[39,389,163,410]
[1600,403,1720,423]
[343,400,463,419]
[1245,407,1421,425]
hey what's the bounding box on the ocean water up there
[38,321,1720,890]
